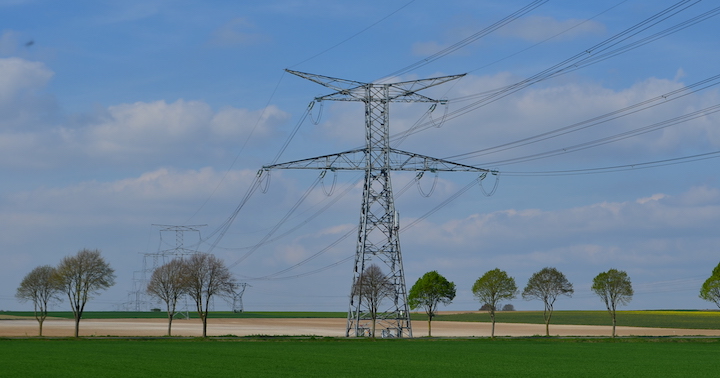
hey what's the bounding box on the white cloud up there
[82,100,288,161]
[402,185,720,262]
[0,98,289,169]
[0,30,21,56]
[412,40,449,57]
[208,18,271,47]
[387,72,720,166]
[411,15,604,57]
[0,58,52,101]
[498,16,606,42]
[0,57,55,128]
[0,166,263,236]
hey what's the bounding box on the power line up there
[445,73,720,162]
[290,0,419,68]
[478,102,720,167]
[502,150,720,177]
[379,0,549,80]
[390,0,713,140]
[226,173,324,270]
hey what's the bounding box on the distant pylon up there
[130,224,205,311]
[232,283,250,313]
[264,70,495,337]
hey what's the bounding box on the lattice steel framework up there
[264,70,493,337]
[128,225,205,311]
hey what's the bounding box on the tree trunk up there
[371,317,376,338]
[545,320,550,337]
[490,310,496,338]
[544,304,552,337]
[39,319,44,337]
[167,313,173,336]
[202,314,208,337]
[428,318,432,337]
[612,315,616,338]
[74,316,80,338]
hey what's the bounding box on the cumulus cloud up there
[2,167,260,228]
[401,185,720,265]
[383,72,720,167]
[0,98,289,169]
[77,99,288,163]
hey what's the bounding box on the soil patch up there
[3,317,720,337]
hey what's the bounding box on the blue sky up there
[2,0,719,314]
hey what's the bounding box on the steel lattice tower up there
[264,70,493,337]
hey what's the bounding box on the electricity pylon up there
[263,69,494,337]
[232,283,250,313]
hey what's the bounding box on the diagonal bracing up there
[264,69,494,337]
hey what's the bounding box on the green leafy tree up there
[591,268,633,337]
[147,259,188,336]
[183,253,238,337]
[472,268,517,338]
[699,262,720,309]
[53,249,116,337]
[408,271,456,337]
[16,265,61,336]
[522,267,574,336]
[352,264,393,338]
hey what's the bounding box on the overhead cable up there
[226,173,324,270]
[446,73,720,162]
[379,0,549,81]
[479,102,720,167]
[390,0,710,140]
[501,149,720,176]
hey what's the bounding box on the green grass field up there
[432,310,720,329]
[0,337,718,377]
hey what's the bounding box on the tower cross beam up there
[264,148,496,173]
[265,70,492,338]
[286,69,465,103]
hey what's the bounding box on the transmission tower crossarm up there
[286,69,367,96]
[263,148,367,171]
[263,148,497,174]
[286,69,467,103]
[386,74,467,102]
[389,148,496,173]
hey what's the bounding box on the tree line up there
[16,249,237,337]
[17,252,720,338]
[356,264,633,338]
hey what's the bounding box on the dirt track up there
[3,317,720,337]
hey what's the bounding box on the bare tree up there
[352,264,393,338]
[53,249,116,337]
[522,267,574,336]
[472,268,517,338]
[591,268,633,338]
[16,265,61,336]
[147,259,188,336]
[183,253,238,337]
